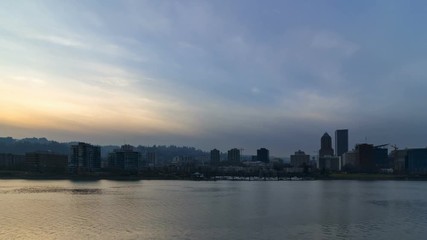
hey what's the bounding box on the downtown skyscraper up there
[335,129,349,157]
[319,133,334,157]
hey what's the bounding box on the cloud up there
[10,75,47,85]
[251,87,260,95]
[282,89,355,123]
[31,34,87,48]
[276,29,360,86]
[1,1,426,155]
[397,61,427,82]
[78,62,137,87]
[311,31,359,56]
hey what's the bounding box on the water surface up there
[1,180,426,239]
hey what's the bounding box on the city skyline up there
[1,1,427,156]
[0,131,405,160]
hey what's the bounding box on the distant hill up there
[0,137,209,161]
[0,137,70,155]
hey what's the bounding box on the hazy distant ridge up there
[0,137,70,155]
[0,137,208,162]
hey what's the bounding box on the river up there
[1,180,426,239]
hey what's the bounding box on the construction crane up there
[391,144,399,151]
[374,144,389,148]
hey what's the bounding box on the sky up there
[1,0,427,157]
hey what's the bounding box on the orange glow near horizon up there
[0,74,193,137]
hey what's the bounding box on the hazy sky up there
[1,0,426,156]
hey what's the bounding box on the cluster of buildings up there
[70,143,157,174]
[210,147,271,166]
[1,129,427,176]
[0,143,152,175]
[0,151,68,174]
[209,129,427,175]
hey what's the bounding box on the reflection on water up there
[0,187,103,194]
[0,180,427,240]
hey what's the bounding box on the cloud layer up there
[1,1,427,156]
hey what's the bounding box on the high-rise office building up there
[257,148,269,163]
[396,148,427,174]
[70,142,101,173]
[335,129,349,157]
[108,145,141,171]
[228,148,241,165]
[210,149,220,166]
[355,143,388,173]
[26,152,68,174]
[319,132,334,157]
[290,150,310,167]
[0,153,25,170]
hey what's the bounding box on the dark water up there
[1,180,426,239]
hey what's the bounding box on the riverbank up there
[0,172,189,181]
[318,173,427,181]
[1,171,427,181]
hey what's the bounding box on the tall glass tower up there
[335,129,349,157]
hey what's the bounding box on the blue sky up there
[1,0,426,156]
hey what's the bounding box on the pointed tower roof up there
[322,132,330,138]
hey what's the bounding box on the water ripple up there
[2,186,103,194]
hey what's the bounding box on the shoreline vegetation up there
[0,171,426,181]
